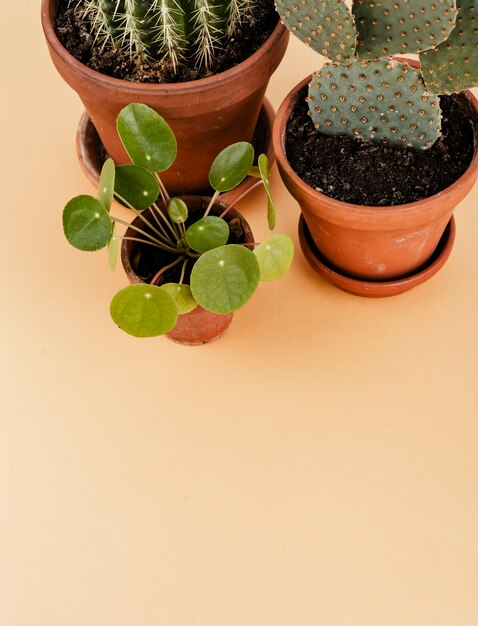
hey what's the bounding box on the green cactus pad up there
[308,59,442,148]
[275,0,357,62]
[419,0,478,93]
[353,0,457,59]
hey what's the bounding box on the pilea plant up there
[68,0,254,71]
[275,0,478,149]
[63,103,294,338]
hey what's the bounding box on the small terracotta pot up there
[121,197,254,345]
[41,0,289,195]
[273,73,478,283]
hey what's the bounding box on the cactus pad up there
[353,0,457,59]
[274,0,357,62]
[308,59,442,148]
[420,0,478,93]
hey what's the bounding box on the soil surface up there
[130,203,248,285]
[286,88,477,206]
[55,0,277,83]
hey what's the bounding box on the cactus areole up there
[275,0,478,150]
[56,0,278,81]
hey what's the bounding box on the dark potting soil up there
[55,0,277,83]
[285,88,477,206]
[131,203,247,285]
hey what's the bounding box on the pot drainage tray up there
[298,214,456,298]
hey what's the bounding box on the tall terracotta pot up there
[273,74,478,283]
[41,0,289,195]
[121,197,254,345]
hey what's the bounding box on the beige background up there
[2,3,478,625]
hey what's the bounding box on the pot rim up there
[41,0,287,94]
[120,196,255,284]
[75,97,276,201]
[272,70,478,223]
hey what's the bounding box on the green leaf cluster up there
[62,103,294,339]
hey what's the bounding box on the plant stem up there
[152,202,179,240]
[111,217,179,253]
[148,203,173,240]
[155,174,171,205]
[150,255,185,286]
[219,179,263,218]
[114,192,175,245]
[204,190,221,217]
[178,258,189,285]
[157,181,167,206]
[119,236,172,250]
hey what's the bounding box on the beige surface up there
[2,4,478,625]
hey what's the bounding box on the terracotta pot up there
[121,197,254,345]
[41,0,289,195]
[75,97,276,206]
[273,74,478,283]
[298,214,456,298]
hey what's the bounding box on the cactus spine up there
[70,0,255,72]
[227,0,254,36]
[275,0,478,149]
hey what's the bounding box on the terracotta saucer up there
[298,214,456,298]
[76,98,276,204]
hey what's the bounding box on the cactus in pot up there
[69,0,254,71]
[275,0,478,149]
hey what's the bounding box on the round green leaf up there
[186,216,230,253]
[97,158,115,212]
[115,164,159,211]
[116,103,177,173]
[190,245,260,314]
[161,283,197,315]
[63,195,112,251]
[254,234,294,281]
[110,284,178,338]
[209,142,254,192]
[258,154,277,231]
[168,198,188,224]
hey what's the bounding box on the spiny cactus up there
[275,0,357,62]
[353,0,457,59]
[70,0,254,72]
[420,0,478,93]
[308,59,441,148]
[275,0,478,149]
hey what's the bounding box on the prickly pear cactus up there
[420,0,478,93]
[308,59,442,149]
[274,0,357,62]
[353,0,457,59]
[72,0,254,71]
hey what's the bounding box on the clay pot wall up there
[121,197,254,345]
[42,0,289,195]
